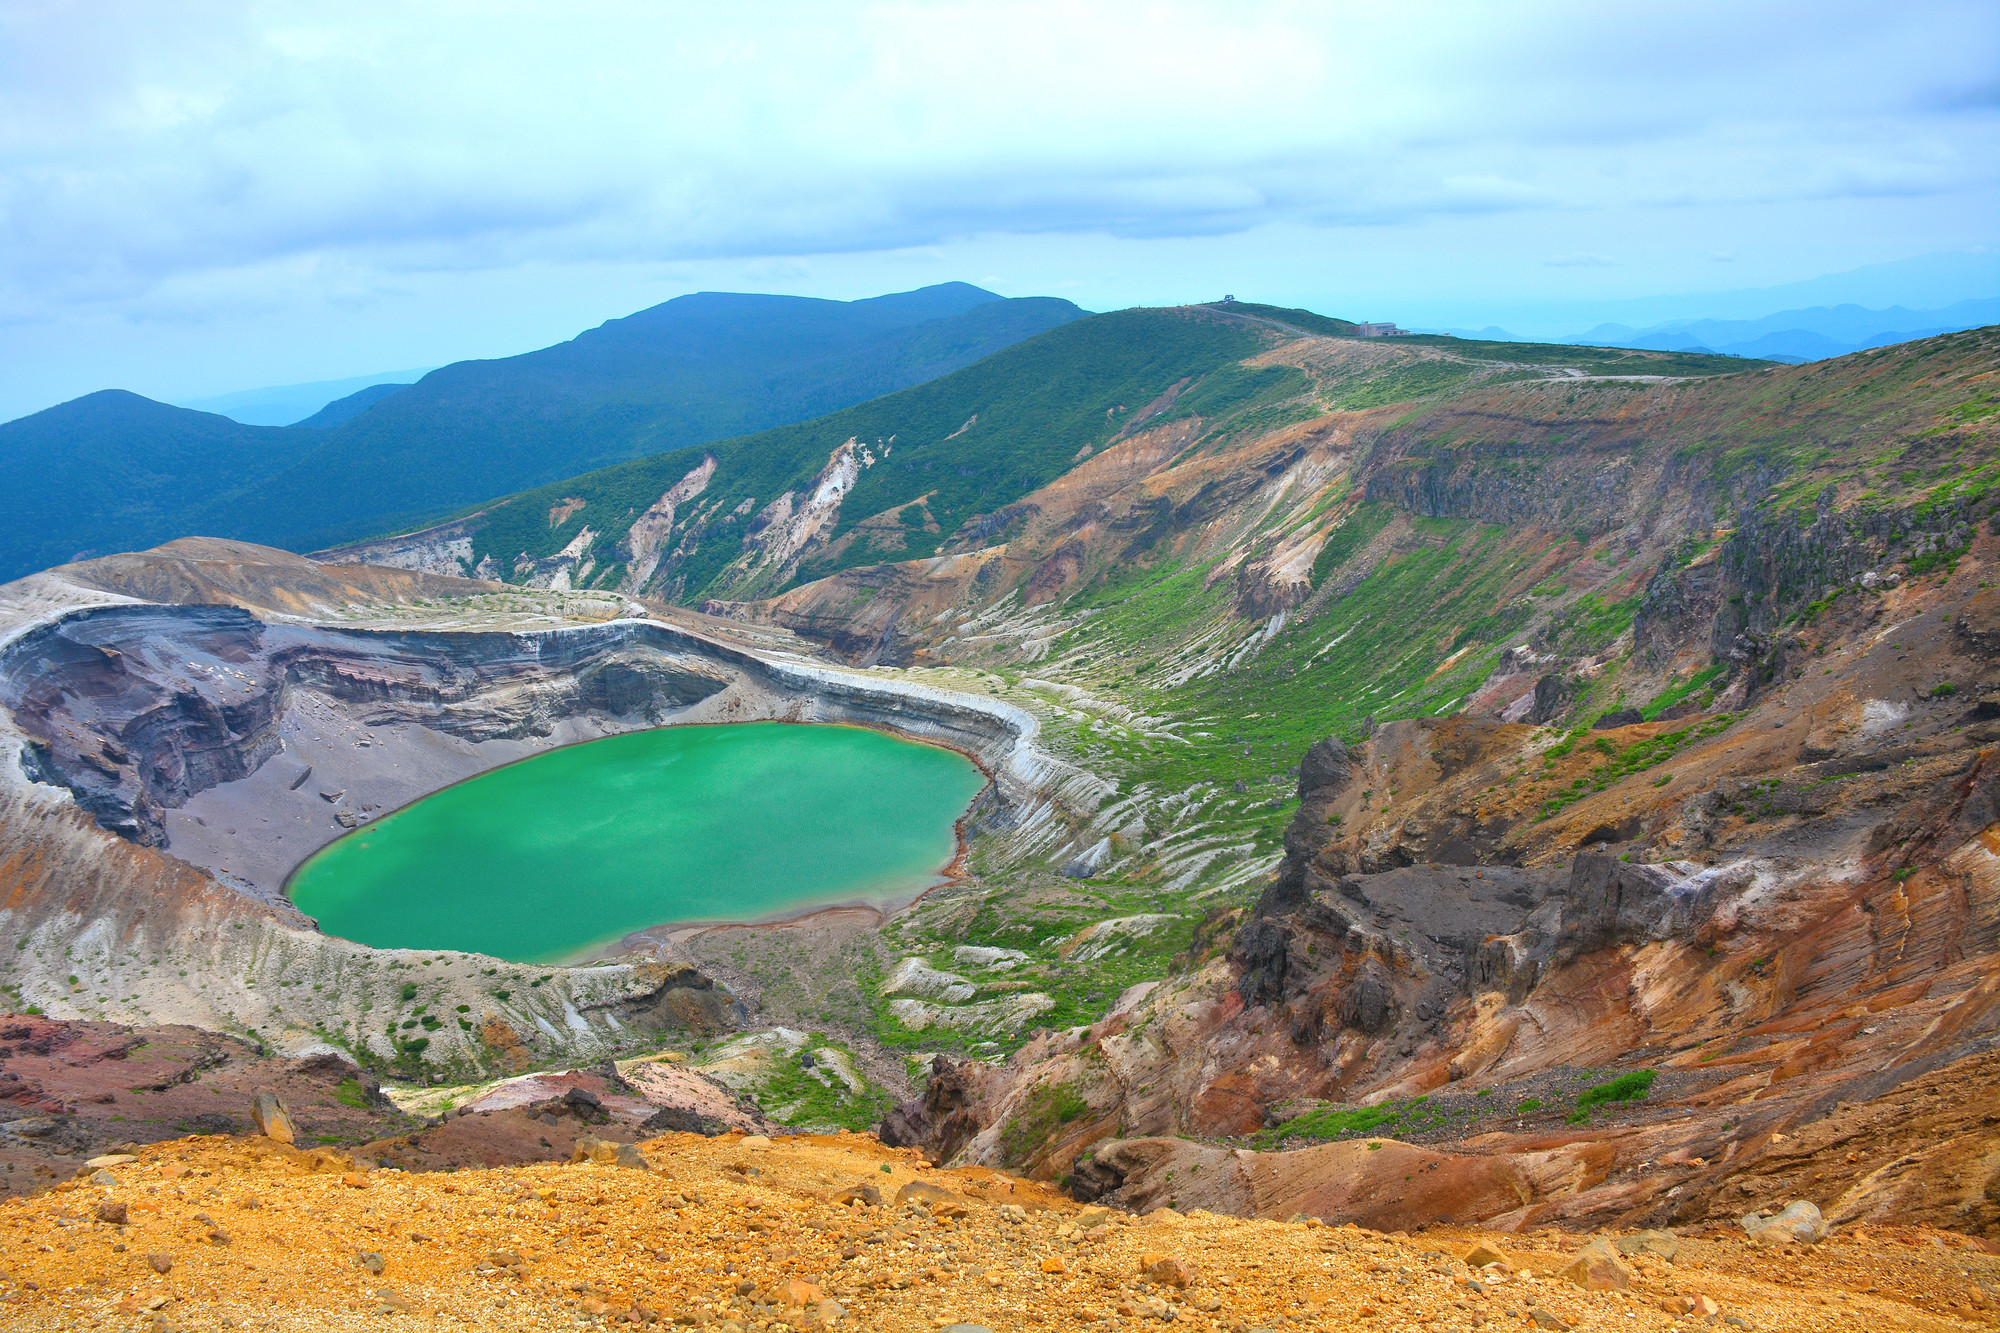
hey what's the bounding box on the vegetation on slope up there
[0,392,308,580]
[452,307,1268,597]
[777,328,2000,1074]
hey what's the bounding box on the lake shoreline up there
[289,720,989,964]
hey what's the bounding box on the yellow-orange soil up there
[0,1131,1994,1332]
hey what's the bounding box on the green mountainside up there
[0,283,1084,581]
[359,310,2000,1072]
[0,392,311,581]
[673,322,2000,1077]
[425,307,1272,598]
[374,303,1762,606]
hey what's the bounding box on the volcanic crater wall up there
[0,583,1103,1078]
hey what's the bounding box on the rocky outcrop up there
[708,439,870,599]
[1550,853,1746,960]
[878,1055,995,1164]
[616,455,717,594]
[0,1014,401,1197]
[311,521,487,579]
[1635,487,1988,677]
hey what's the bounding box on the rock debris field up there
[0,1128,1993,1332]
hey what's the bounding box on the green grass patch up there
[1575,1069,1657,1115]
[1537,716,1735,820]
[756,1037,895,1132]
[999,1079,1095,1162]
[1249,1094,1484,1147]
[1642,664,1724,719]
[1309,506,1389,587]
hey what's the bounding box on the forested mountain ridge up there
[0,283,1084,580]
[326,303,1752,606]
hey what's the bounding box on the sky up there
[1,0,1996,423]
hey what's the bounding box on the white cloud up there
[0,0,1993,414]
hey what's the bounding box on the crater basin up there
[287,722,987,963]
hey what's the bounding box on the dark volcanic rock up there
[878,1055,991,1164]
[1296,735,1352,800]
[1554,852,1741,960]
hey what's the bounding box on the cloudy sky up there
[2,0,1995,420]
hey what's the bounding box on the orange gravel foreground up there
[0,1131,1991,1332]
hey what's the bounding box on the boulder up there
[773,1278,823,1307]
[250,1091,298,1146]
[1741,1199,1826,1244]
[894,1179,969,1212]
[1464,1241,1512,1270]
[562,1136,651,1169]
[1560,1238,1632,1291]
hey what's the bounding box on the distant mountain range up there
[1423,297,2000,364]
[1573,297,2000,362]
[0,283,1087,581]
[174,368,434,426]
[292,380,417,429]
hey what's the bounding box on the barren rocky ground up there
[2,1125,1995,1331]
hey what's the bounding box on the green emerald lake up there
[287,722,987,964]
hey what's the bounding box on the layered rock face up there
[1,604,734,848]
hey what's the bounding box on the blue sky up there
[1,0,1995,421]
